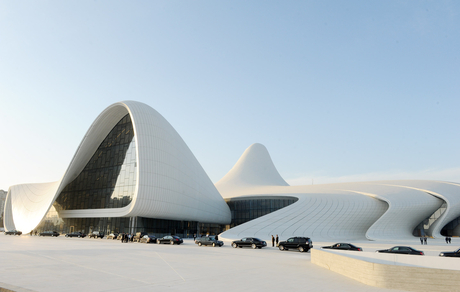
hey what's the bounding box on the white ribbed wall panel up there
[340,184,443,240]
[220,192,387,241]
[379,181,460,238]
[4,181,61,232]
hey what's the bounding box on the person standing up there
[271,235,275,247]
[193,233,196,242]
[275,235,279,247]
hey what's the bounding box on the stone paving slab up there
[0,235,424,292]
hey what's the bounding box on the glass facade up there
[441,216,460,236]
[55,114,137,210]
[34,215,201,238]
[226,196,298,228]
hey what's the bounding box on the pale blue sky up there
[1,1,459,190]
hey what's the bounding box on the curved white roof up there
[216,143,289,191]
[218,144,460,242]
[4,101,230,232]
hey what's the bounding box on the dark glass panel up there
[55,114,137,210]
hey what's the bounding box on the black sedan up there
[140,235,157,244]
[232,237,267,249]
[4,230,22,235]
[65,232,86,238]
[157,235,183,245]
[195,236,224,247]
[39,231,60,237]
[439,248,460,257]
[322,243,362,251]
[376,246,424,255]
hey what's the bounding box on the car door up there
[286,238,296,249]
[400,247,411,254]
[241,238,250,247]
[340,244,351,250]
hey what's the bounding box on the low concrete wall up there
[311,248,460,292]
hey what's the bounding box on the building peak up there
[216,143,289,191]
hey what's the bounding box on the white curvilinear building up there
[4,101,231,236]
[217,143,460,241]
[3,101,460,241]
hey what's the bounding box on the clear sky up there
[1,1,459,191]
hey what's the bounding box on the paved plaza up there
[1,235,458,292]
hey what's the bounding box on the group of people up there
[420,236,454,245]
[120,233,134,243]
[271,235,279,247]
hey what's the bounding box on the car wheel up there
[279,245,285,251]
[299,246,305,252]
[198,242,202,246]
[252,244,257,249]
[65,235,68,238]
[170,240,174,245]
[232,243,238,248]
[212,243,216,247]
[78,235,81,238]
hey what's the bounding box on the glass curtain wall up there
[56,114,137,211]
[226,197,298,228]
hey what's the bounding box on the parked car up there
[322,243,362,251]
[88,231,104,239]
[65,232,86,238]
[106,233,119,240]
[133,232,148,242]
[157,235,183,245]
[39,231,60,237]
[4,230,22,235]
[376,246,424,255]
[140,235,157,244]
[232,237,267,249]
[278,237,313,252]
[439,248,460,257]
[195,236,224,247]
